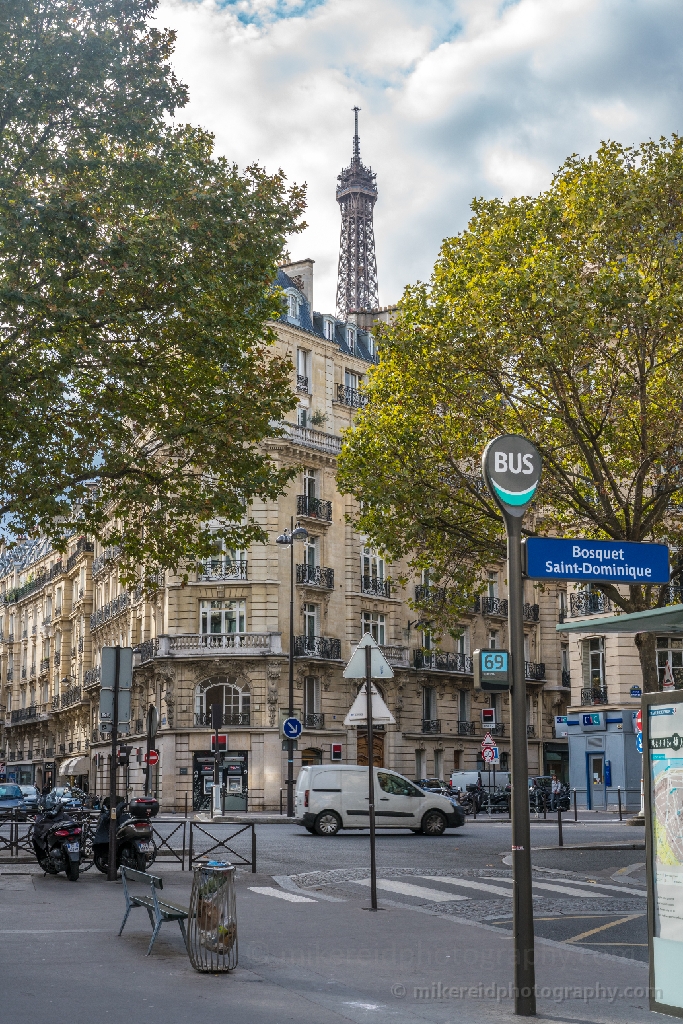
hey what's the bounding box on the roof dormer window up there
[287,293,300,319]
[346,327,356,352]
[324,319,335,341]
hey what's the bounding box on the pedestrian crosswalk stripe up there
[420,876,538,898]
[354,879,468,902]
[248,886,317,903]
[558,881,646,898]
[526,880,603,898]
[494,876,643,899]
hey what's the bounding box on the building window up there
[304,676,321,717]
[195,681,250,725]
[303,535,319,568]
[458,689,468,722]
[581,637,605,689]
[362,611,385,645]
[456,628,469,656]
[487,571,498,600]
[366,333,375,357]
[345,369,358,390]
[297,406,308,428]
[656,637,683,687]
[324,319,335,341]
[346,327,356,352]
[303,603,318,641]
[362,547,385,582]
[296,348,310,388]
[422,686,436,722]
[422,627,433,651]
[287,292,299,318]
[434,749,443,779]
[303,467,317,499]
[415,749,426,778]
[200,600,246,635]
[488,630,498,649]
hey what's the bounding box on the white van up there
[295,764,465,836]
[450,770,482,794]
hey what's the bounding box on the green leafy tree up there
[338,135,683,691]
[0,0,305,580]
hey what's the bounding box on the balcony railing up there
[66,538,94,572]
[489,723,505,737]
[84,666,101,688]
[361,576,391,598]
[296,374,309,394]
[336,383,367,408]
[457,721,476,736]
[293,635,342,660]
[527,725,536,737]
[480,596,508,617]
[152,633,282,657]
[78,637,84,653]
[414,650,474,674]
[135,639,159,664]
[581,687,608,706]
[92,545,122,578]
[296,564,334,589]
[296,495,333,521]
[9,705,48,724]
[525,661,546,680]
[40,658,49,674]
[194,712,250,727]
[561,669,571,687]
[90,591,130,631]
[303,713,325,729]
[277,421,342,454]
[421,719,441,734]
[378,645,409,669]
[523,603,540,622]
[414,584,446,603]
[60,686,83,709]
[198,560,248,581]
[570,592,612,617]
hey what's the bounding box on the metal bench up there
[119,866,189,955]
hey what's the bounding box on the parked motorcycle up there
[33,804,83,881]
[92,796,158,874]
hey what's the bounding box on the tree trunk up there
[635,632,659,692]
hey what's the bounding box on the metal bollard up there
[617,786,622,821]
[557,804,563,847]
[573,788,578,821]
[184,792,188,819]
[543,792,547,820]
[252,823,257,873]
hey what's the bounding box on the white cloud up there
[157,0,683,313]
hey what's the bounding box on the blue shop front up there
[566,707,642,811]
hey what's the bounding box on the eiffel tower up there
[335,108,379,321]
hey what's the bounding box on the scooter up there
[33,804,83,881]
[92,796,158,874]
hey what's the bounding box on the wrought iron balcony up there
[421,719,441,734]
[9,705,47,724]
[21,668,26,678]
[66,538,94,571]
[303,713,325,729]
[457,720,476,736]
[198,559,248,581]
[60,685,83,709]
[296,374,309,394]
[194,712,250,727]
[296,564,334,589]
[78,637,84,653]
[361,575,391,597]
[570,592,612,617]
[581,687,608,706]
[523,603,540,622]
[480,596,508,617]
[90,591,130,631]
[135,639,159,664]
[415,584,446,603]
[336,383,367,408]
[414,650,473,674]
[526,725,536,737]
[489,723,505,737]
[561,669,571,687]
[54,652,60,667]
[40,658,49,674]
[84,666,101,688]
[92,546,122,578]
[293,635,342,660]
[296,494,333,521]
[525,661,545,680]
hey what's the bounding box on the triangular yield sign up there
[482,732,494,748]
[343,632,394,680]
[343,683,396,726]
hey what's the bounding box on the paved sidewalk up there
[0,862,658,1023]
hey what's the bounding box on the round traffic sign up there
[635,709,642,733]
[283,717,302,740]
[146,749,159,766]
[482,747,495,763]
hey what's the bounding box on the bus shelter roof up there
[557,603,683,635]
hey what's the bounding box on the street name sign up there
[524,537,669,584]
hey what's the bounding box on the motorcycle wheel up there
[119,844,138,870]
[94,852,109,874]
[65,858,80,882]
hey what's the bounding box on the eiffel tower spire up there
[335,108,379,320]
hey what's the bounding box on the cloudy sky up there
[157,0,683,315]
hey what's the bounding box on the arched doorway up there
[301,747,323,767]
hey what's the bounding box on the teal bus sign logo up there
[483,435,541,519]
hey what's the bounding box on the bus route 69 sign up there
[473,649,511,692]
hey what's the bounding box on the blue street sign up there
[630,685,642,698]
[636,732,643,754]
[283,717,302,740]
[524,537,669,584]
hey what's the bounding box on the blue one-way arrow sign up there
[524,537,669,584]
[283,717,302,740]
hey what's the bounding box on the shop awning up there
[557,602,683,635]
[59,756,89,777]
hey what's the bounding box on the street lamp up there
[276,517,308,816]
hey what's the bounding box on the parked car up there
[0,783,28,816]
[19,785,41,813]
[296,764,465,836]
[43,786,86,811]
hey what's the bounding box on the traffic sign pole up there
[108,645,120,882]
[365,643,378,911]
[483,435,541,1017]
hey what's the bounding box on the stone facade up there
[0,261,570,807]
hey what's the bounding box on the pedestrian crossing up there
[355,878,468,902]
[248,886,317,903]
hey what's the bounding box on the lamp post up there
[276,517,308,816]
